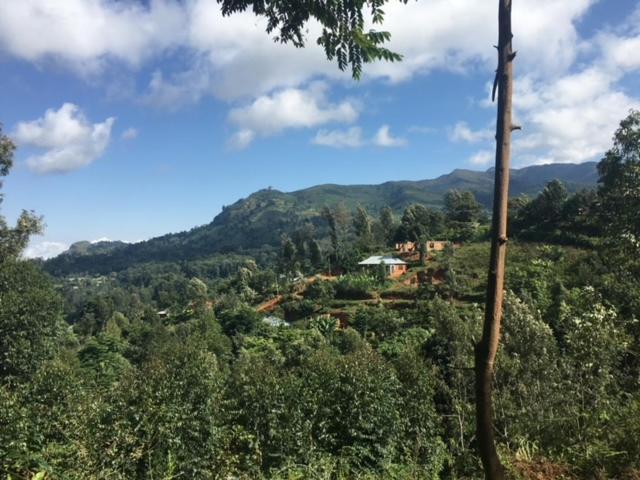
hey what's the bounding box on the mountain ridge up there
[45,161,599,276]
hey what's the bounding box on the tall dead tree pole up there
[475,0,516,479]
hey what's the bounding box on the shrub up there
[281,298,317,321]
[0,260,64,381]
[353,306,406,344]
[334,274,377,300]
[304,280,336,302]
[79,340,227,478]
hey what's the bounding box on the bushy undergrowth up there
[334,274,378,300]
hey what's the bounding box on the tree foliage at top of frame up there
[218,0,407,79]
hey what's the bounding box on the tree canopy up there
[0,125,43,260]
[218,0,407,79]
[598,109,640,251]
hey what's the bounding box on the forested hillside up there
[3,113,639,480]
[44,162,597,276]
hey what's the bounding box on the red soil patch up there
[256,295,284,313]
[512,459,576,480]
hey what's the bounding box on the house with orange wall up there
[358,256,408,278]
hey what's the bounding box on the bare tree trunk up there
[475,1,515,479]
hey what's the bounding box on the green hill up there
[65,240,129,256]
[44,162,598,276]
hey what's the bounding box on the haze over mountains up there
[44,162,598,276]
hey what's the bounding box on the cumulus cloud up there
[0,0,601,103]
[470,68,640,166]
[0,0,187,72]
[508,16,640,166]
[357,0,595,82]
[14,103,115,174]
[227,129,256,151]
[137,0,599,107]
[313,127,364,148]
[185,1,340,101]
[227,84,358,148]
[510,68,640,165]
[23,240,68,259]
[449,122,493,143]
[143,66,214,109]
[596,4,640,73]
[2,0,637,160]
[599,34,640,72]
[457,6,640,168]
[373,125,406,147]
[121,127,138,140]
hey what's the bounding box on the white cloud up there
[23,240,68,259]
[121,127,138,140]
[143,66,214,109]
[227,129,255,151]
[0,0,187,72]
[507,64,640,166]
[14,103,115,174]
[597,4,640,73]
[185,1,340,101]
[313,127,364,148]
[450,122,493,143]
[227,84,358,147]
[469,150,494,166]
[599,33,640,73]
[507,2,640,166]
[471,69,640,166]
[373,125,406,147]
[498,6,638,164]
[461,8,640,168]
[138,0,597,107]
[2,0,637,160]
[0,0,601,105]
[362,0,596,82]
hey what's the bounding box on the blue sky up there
[1,0,639,258]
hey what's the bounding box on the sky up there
[1,0,639,258]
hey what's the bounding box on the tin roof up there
[262,316,290,327]
[358,255,407,266]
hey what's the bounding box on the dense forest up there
[2,111,640,479]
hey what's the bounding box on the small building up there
[358,256,408,277]
[395,241,419,253]
[425,240,449,253]
[396,240,450,254]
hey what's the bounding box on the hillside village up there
[255,240,451,324]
